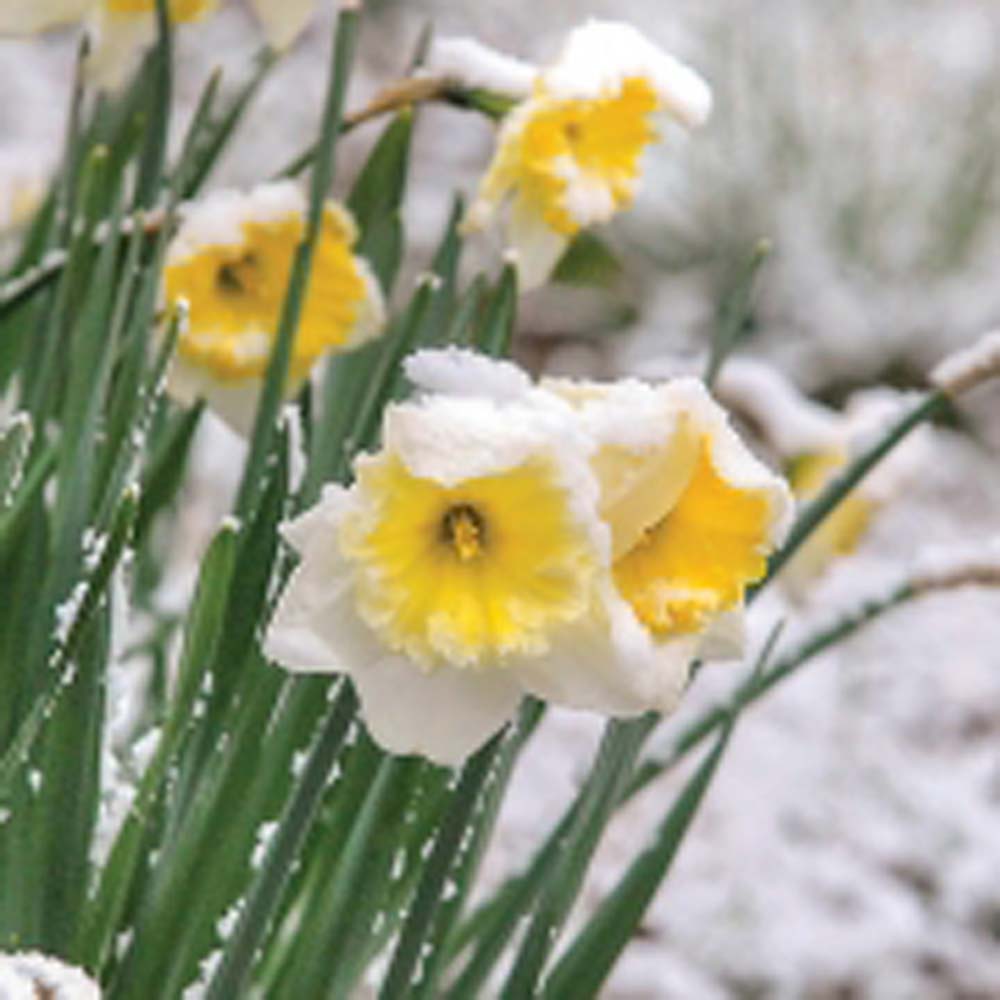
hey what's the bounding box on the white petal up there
[404,347,532,402]
[424,36,537,98]
[351,657,522,765]
[695,607,746,663]
[166,354,267,437]
[543,20,712,128]
[265,486,383,672]
[516,582,695,716]
[86,10,154,91]
[506,193,570,291]
[0,0,91,33]
[248,0,315,50]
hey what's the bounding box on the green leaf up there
[348,110,413,293]
[0,413,32,512]
[552,231,623,288]
[476,263,517,358]
[233,3,359,521]
[498,716,656,999]
[202,684,358,1000]
[704,238,771,388]
[541,627,782,998]
[0,485,138,800]
[77,519,241,973]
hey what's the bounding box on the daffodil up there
[265,349,791,765]
[0,0,219,89]
[515,373,793,711]
[464,20,712,289]
[163,181,384,434]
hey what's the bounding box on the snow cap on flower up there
[266,350,791,765]
[0,951,101,999]
[423,36,537,99]
[0,0,219,89]
[163,181,384,435]
[466,19,712,289]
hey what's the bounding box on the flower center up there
[216,252,258,297]
[441,503,486,562]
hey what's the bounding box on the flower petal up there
[265,486,383,672]
[507,192,570,291]
[351,656,522,765]
[515,581,696,715]
[543,19,712,127]
[0,0,92,33]
[247,0,315,50]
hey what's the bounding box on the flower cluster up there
[265,349,792,764]
[459,20,712,288]
[162,181,384,434]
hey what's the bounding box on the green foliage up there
[0,6,956,996]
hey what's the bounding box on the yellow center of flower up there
[612,444,773,637]
[486,77,660,236]
[104,0,216,21]
[164,205,368,383]
[343,454,596,667]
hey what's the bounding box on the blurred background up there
[3,1,1000,996]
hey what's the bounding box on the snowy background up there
[3,0,1000,996]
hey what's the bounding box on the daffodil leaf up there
[552,231,623,288]
[541,626,782,999]
[348,110,413,293]
[497,716,656,999]
[77,518,240,974]
[0,413,32,513]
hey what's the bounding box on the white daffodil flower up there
[465,20,712,289]
[265,349,791,765]
[0,0,218,89]
[162,181,385,435]
[0,951,101,999]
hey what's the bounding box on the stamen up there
[442,503,486,561]
[216,252,258,296]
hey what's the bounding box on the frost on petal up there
[404,347,532,402]
[350,655,523,766]
[0,0,92,33]
[0,951,101,1000]
[247,0,315,51]
[424,36,537,98]
[543,19,712,127]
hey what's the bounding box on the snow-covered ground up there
[3,1,1000,996]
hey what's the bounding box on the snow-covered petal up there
[424,35,537,99]
[0,952,101,1000]
[404,346,532,402]
[543,19,712,127]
